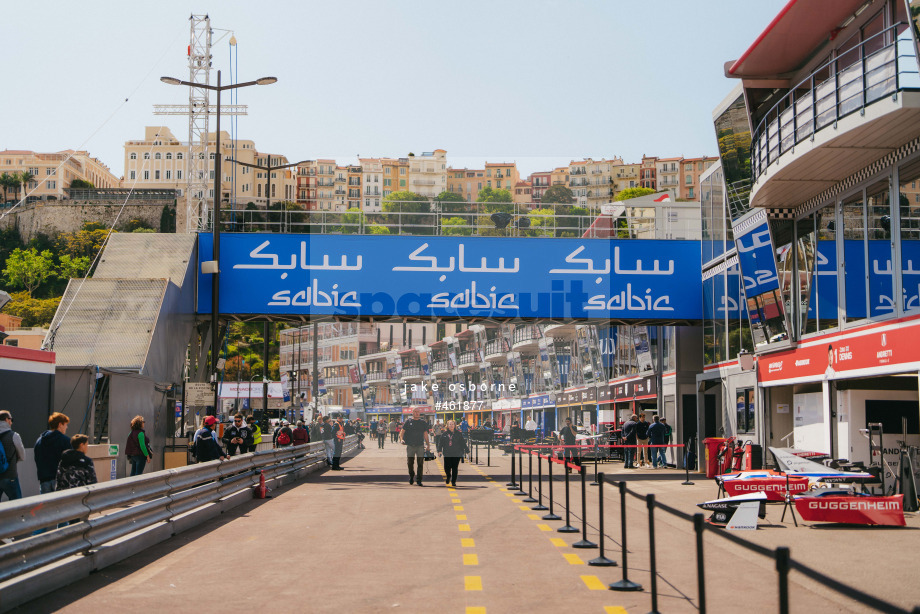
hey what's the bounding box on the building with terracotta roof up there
[0,149,119,202]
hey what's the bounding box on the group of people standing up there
[620,413,672,469]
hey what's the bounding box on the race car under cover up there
[793,490,906,526]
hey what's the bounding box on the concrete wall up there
[0,201,174,241]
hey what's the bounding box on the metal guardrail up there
[751,23,920,184]
[0,437,357,612]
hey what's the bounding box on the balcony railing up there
[401,366,422,378]
[483,339,504,357]
[364,372,390,383]
[432,359,450,373]
[513,325,541,345]
[752,23,920,183]
[459,351,478,366]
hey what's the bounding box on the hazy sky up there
[2,1,786,179]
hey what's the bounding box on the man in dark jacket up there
[559,417,580,471]
[0,410,26,501]
[636,413,651,468]
[193,416,228,462]
[34,412,71,493]
[436,420,467,487]
[621,414,638,469]
[222,413,254,456]
[647,415,668,469]
[331,416,346,470]
[55,434,98,490]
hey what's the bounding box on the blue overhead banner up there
[198,233,702,320]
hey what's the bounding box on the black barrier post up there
[507,445,517,487]
[524,449,537,503]
[573,466,598,548]
[591,439,600,486]
[682,438,695,486]
[588,472,616,566]
[532,450,548,511]
[516,446,527,495]
[646,493,661,614]
[487,441,491,467]
[776,547,790,614]
[475,442,479,465]
[543,453,562,521]
[693,513,706,614]
[558,460,578,533]
[609,481,642,592]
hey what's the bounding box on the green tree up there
[56,222,113,261]
[382,191,430,213]
[125,218,154,232]
[615,187,656,201]
[526,208,556,237]
[69,179,95,190]
[442,216,472,236]
[540,185,575,204]
[2,292,61,327]
[2,247,57,296]
[367,224,390,235]
[435,191,468,213]
[336,208,365,234]
[476,186,514,213]
[58,254,91,279]
[0,172,17,202]
[159,204,176,233]
[13,171,35,202]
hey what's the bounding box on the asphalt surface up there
[14,442,920,613]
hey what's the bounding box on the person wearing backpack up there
[125,415,154,476]
[192,416,228,462]
[55,434,97,490]
[0,410,26,501]
[292,420,309,446]
[34,412,71,494]
[274,420,293,448]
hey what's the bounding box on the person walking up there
[400,408,431,486]
[0,410,26,501]
[459,418,470,437]
[321,416,336,467]
[246,415,262,453]
[388,419,399,443]
[559,417,581,471]
[223,413,254,456]
[636,413,651,468]
[376,418,387,449]
[621,414,638,469]
[310,415,324,444]
[125,415,154,476]
[274,419,293,448]
[437,420,467,487]
[34,412,71,494]
[647,415,668,469]
[192,416,228,462]
[661,417,673,466]
[292,420,310,446]
[55,434,97,490]
[331,416,347,470]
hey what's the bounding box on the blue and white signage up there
[198,234,702,320]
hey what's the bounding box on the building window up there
[155,153,161,160]
[210,153,216,160]
[688,186,694,198]
[48,181,55,189]
[736,388,755,433]
[399,179,406,187]
[177,153,183,160]
[166,153,173,160]
[155,170,160,180]
[143,170,149,180]
[209,170,214,180]
[177,170,182,179]
[143,153,150,160]
[166,170,171,180]
[130,153,137,160]
[130,170,136,180]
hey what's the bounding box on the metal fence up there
[0,437,356,612]
[219,200,701,239]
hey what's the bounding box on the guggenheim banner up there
[198,233,702,320]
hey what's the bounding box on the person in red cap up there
[191,415,228,462]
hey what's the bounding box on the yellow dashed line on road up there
[549,538,567,547]
[581,575,606,590]
[537,524,552,532]
[456,514,467,520]
[563,553,585,565]
[452,498,461,504]
[465,576,483,591]
[458,524,471,532]
[527,514,541,520]
[454,505,464,511]
[463,553,479,566]
[518,505,531,511]
[604,607,627,614]
[466,607,486,614]
[461,538,475,547]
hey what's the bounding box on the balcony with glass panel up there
[749,22,920,210]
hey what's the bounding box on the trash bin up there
[86,443,120,482]
[703,437,727,478]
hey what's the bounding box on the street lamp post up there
[161,71,277,415]
[225,156,310,232]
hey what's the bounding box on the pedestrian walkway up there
[11,444,919,613]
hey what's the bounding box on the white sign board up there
[186,383,213,406]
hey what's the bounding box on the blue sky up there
[1,1,786,179]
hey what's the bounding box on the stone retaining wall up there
[0,201,175,240]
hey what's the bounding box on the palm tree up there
[0,172,16,203]
[14,171,35,203]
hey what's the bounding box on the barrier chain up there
[523,448,537,503]
[558,460,578,533]
[543,452,561,521]
[532,450,548,511]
